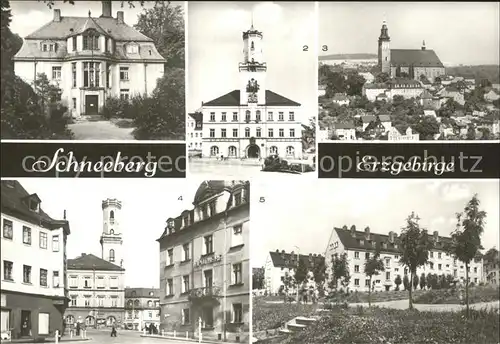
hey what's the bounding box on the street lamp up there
[93,264,97,329]
[293,246,300,303]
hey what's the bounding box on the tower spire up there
[251,12,254,30]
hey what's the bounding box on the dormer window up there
[234,191,242,207]
[182,215,189,228]
[83,31,99,50]
[126,44,138,54]
[41,42,57,52]
[29,199,40,212]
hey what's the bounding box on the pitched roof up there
[125,288,160,298]
[332,93,349,101]
[387,78,422,87]
[333,227,451,254]
[188,112,203,122]
[362,114,390,123]
[269,251,324,269]
[203,90,300,107]
[390,49,444,67]
[333,122,355,130]
[1,180,70,234]
[68,253,125,271]
[25,16,153,41]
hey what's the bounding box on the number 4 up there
[178,196,183,201]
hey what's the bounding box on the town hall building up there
[199,24,303,160]
[63,198,125,329]
[378,20,445,83]
[13,1,166,118]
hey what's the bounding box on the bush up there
[414,286,500,304]
[279,307,499,344]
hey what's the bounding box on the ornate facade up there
[200,25,303,159]
[157,181,250,342]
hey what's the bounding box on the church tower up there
[239,19,267,106]
[100,198,124,267]
[378,20,391,74]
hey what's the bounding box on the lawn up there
[413,286,500,304]
[329,289,427,303]
[274,306,500,344]
[252,297,320,332]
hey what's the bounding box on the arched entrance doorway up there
[85,316,95,327]
[106,316,116,327]
[65,315,75,325]
[246,144,260,158]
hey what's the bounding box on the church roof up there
[25,16,153,41]
[203,90,301,107]
[390,49,444,68]
[68,253,125,271]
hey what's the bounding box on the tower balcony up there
[239,62,267,72]
[188,286,221,302]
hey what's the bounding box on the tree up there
[312,258,327,297]
[435,76,442,84]
[394,275,402,291]
[295,258,308,296]
[412,273,419,290]
[446,195,487,318]
[302,117,316,150]
[133,68,185,140]
[329,253,350,294]
[134,1,185,68]
[403,274,410,291]
[483,247,499,264]
[375,72,390,83]
[399,212,432,309]
[466,124,476,140]
[345,73,366,96]
[252,268,265,290]
[414,115,440,140]
[420,74,429,83]
[426,273,432,289]
[364,250,385,306]
[282,271,295,303]
[325,72,346,97]
[419,272,426,290]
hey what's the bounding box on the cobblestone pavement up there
[81,329,191,344]
[68,121,134,140]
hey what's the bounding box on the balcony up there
[188,287,221,302]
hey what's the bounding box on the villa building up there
[325,226,483,292]
[199,25,303,159]
[187,112,203,153]
[1,180,70,340]
[13,1,165,117]
[157,181,250,342]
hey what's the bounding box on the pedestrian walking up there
[111,324,117,337]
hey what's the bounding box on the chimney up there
[81,253,86,256]
[101,1,112,17]
[389,231,394,243]
[53,9,61,22]
[275,249,279,253]
[421,40,426,51]
[117,11,124,24]
[350,225,356,237]
[63,210,66,220]
[364,226,370,240]
[433,231,439,242]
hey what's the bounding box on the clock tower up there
[100,198,124,267]
[239,21,267,106]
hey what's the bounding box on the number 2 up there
[303,45,308,52]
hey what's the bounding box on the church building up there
[63,198,125,329]
[13,1,165,118]
[200,24,303,160]
[378,20,445,83]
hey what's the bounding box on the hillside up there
[319,53,377,61]
[446,65,500,83]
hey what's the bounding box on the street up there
[68,120,135,140]
[77,329,192,344]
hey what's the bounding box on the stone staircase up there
[278,316,318,335]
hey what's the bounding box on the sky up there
[9,0,185,38]
[15,178,204,288]
[251,179,500,268]
[318,2,499,66]
[187,1,317,125]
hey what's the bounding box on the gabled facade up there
[157,181,250,342]
[13,1,165,118]
[325,226,483,292]
[188,112,203,152]
[199,24,303,159]
[1,180,70,340]
[124,288,160,331]
[264,250,324,295]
